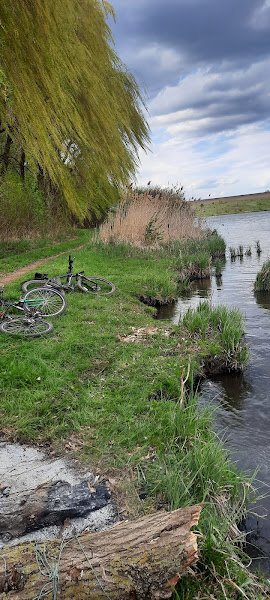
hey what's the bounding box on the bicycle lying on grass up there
[0,288,54,337]
[21,255,115,296]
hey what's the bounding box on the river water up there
[159,211,270,571]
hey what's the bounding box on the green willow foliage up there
[0,0,149,219]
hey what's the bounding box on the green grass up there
[254,259,270,292]
[0,237,267,599]
[193,194,270,217]
[0,229,91,276]
[183,302,249,371]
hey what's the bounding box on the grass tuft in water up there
[182,302,249,371]
[256,240,262,255]
[254,259,270,292]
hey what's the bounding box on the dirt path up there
[0,244,85,286]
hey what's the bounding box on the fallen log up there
[0,504,202,599]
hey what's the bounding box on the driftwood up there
[0,504,202,599]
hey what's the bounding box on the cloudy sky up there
[111,0,270,199]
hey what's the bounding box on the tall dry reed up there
[99,187,202,246]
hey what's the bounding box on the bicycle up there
[21,255,115,296]
[0,289,53,337]
[0,285,66,319]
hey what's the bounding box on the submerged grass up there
[0,237,266,598]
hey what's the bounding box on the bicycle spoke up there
[24,288,65,317]
[0,317,52,337]
[2,320,24,334]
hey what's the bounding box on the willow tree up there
[0,0,149,219]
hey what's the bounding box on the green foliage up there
[254,259,270,291]
[0,171,45,232]
[0,1,149,219]
[0,171,71,238]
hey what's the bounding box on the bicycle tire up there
[23,287,66,317]
[21,278,66,293]
[0,317,53,338]
[77,276,115,296]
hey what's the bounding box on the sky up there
[110,0,270,199]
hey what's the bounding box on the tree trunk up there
[19,150,26,181]
[1,134,13,173]
[0,504,202,599]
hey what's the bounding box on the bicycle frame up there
[0,290,45,319]
[38,255,84,290]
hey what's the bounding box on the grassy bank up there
[1,234,267,598]
[193,192,270,217]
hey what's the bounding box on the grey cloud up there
[112,0,270,90]
[111,0,270,138]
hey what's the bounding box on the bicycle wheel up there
[77,276,115,296]
[0,317,53,338]
[21,278,65,293]
[23,287,66,317]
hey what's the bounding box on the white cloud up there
[137,123,270,199]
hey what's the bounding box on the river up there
[159,210,270,572]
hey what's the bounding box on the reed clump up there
[99,186,203,247]
[182,301,249,371]
[254,259,270,291]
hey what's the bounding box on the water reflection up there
[255,292,270,311]
[201,373,253,413]
[215,274,223,289]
